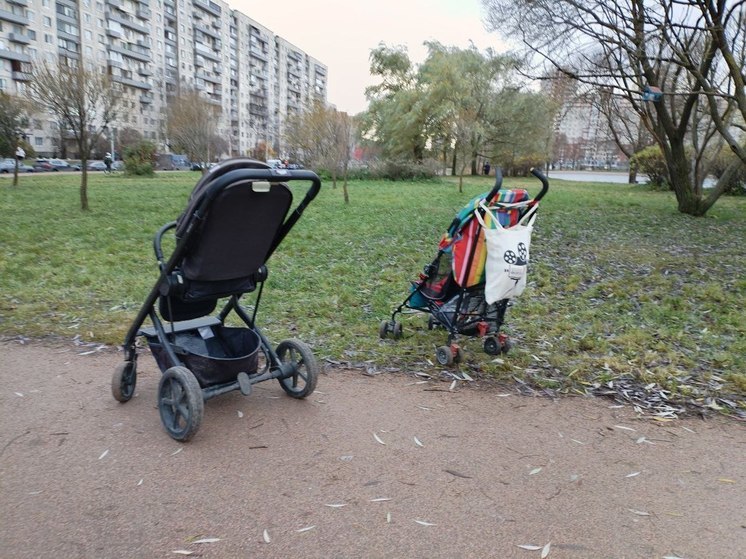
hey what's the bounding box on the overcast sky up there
[231,0,508,114]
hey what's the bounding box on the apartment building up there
[0,0,327,158]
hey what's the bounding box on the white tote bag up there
[474,201,538,304]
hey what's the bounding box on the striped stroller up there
[379,168,548,365]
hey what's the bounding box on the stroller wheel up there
[392,321,403,339]
[483,336,501,356]
[436,345,454,366]
[112,361,137,403]
[276,339,318,398]
[379,320,390,339]
[158,366,204,442]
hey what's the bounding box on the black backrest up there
[181,180,292,282]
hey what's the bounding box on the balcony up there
[112,74,152,90]
[8,32,30,44]
[106,0,124,8]
[8,0,28,6]
[108,13,148,34]
[140,92,154,104]
[195,23,220,39]
[109,44,151,63]
[193,0,221,18]
[106,27,122,38]
[196,70,221,84]
[0,8,30,25]
[138,67,153,76]
[12,70,32,81]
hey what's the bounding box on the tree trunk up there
[80,169,89,211]
[628,167,638,184]
[12,159,19,187]
[451,145,458,176]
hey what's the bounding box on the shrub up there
[711,147,746,196]
[124,141,156,176]
[631,145,669,188]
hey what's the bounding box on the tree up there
[117,127,143,159]
[165,88,222,171]
[28,60,122,210]
[0,92,32,187]
[285,100,356,203]
[482,0,745,216]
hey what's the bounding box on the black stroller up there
[111,159,322,441]
[380,168,548,365]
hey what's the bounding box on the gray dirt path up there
[1,341,745,559]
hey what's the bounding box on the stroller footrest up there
[139,316,221,337]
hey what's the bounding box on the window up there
[35,137,43,146]
[43,16,51,27]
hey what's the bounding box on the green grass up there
[1,171,745,414]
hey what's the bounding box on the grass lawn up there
[1,170,744,417]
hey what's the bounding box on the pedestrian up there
[483,161,491,176]
[104,152,113,174]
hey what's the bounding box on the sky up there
[231,0,508,115]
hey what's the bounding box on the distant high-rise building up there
[0,0,327,158]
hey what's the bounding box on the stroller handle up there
[484,167,549,203]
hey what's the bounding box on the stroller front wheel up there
[436,345,455,366]
[276,339,318,398]
[158,366,204,442]
[112,361,137,402]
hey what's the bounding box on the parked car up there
[34,158,80,171]
[0,158,34,173]
[87,161,108,171]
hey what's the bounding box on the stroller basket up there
[146,325,260,388]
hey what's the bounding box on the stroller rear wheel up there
[276,339,318,398]
[158,366,204,442]
[112,361,137,403]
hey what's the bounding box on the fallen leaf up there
[325,503,346,508]
[370,497,391,502]
[449,380,457,391]
[98,449,109,460]
[614,425,636,432]
[516,544,542,551]
[237,411,244,418]
[628,509,650,516]
[193,537,221,544]
[171,448,183,456]
[462,372,474,381]
[717,478,736,484]
[529,467,542,475]
[386,512,391,523]
[296,526,315,533]
[171,551,194,556]
[414,436,424,448]
[414,519,436,526]
[373,433,386,445]
[14,392,24,397]
[263,529,270,543]
[541,542,551,558]
[137,479,144,486]
[626,472,641,478]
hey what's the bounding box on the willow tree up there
[165,88,221,171]
[28,60,122,210]
[482,0,745,216]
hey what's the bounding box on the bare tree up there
[165,88,221,171]
[0,92,32,187]
[285,100,356,203]
[28,60,122,210]
[482,0,745,216]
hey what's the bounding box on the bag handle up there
[476,201,538,230]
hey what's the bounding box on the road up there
[1,340,744,558]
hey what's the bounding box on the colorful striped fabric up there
[440,189,531,287]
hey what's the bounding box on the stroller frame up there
[380,168,548,365]
[112,158,322,441]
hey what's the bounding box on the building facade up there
[0,0,327,158]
